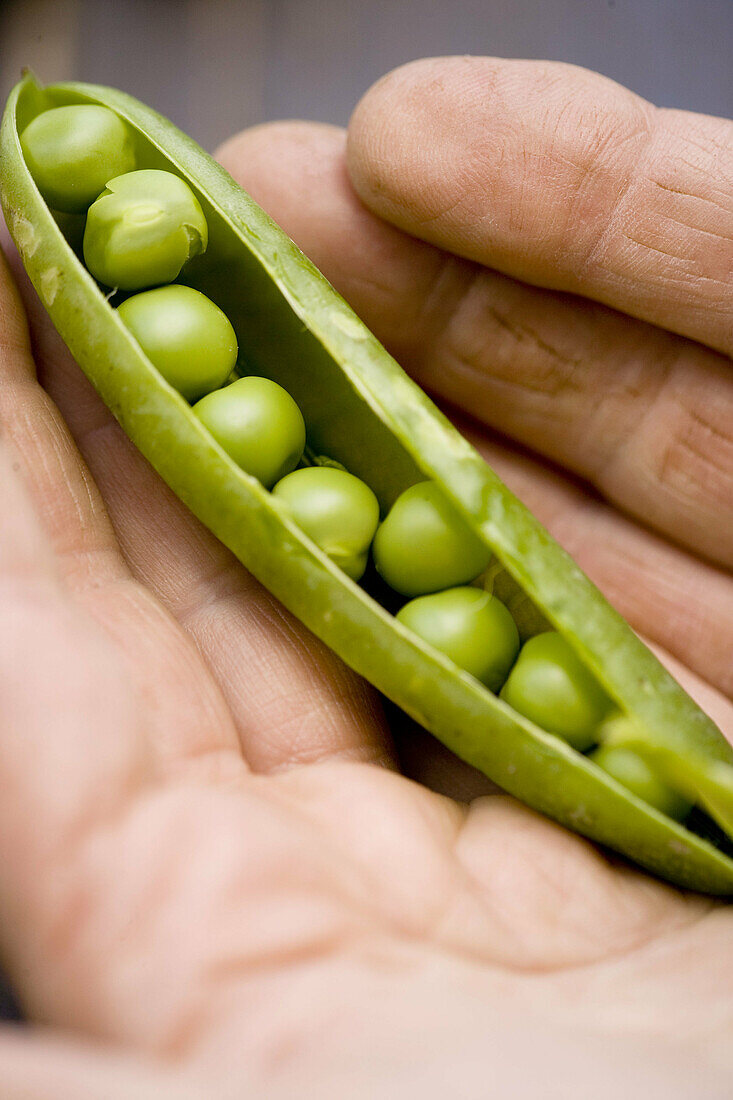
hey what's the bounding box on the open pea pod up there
[3,74,733,894]
[601,716,733,841]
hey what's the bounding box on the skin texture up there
[1,56,733,1097]
[500,632,613,750]
[83,169,208,289]
[272,466,380,580]
[193,376,306,487]
[373,480,491,595]
[20,105,136,214]
[118,285,238,402]
[396,587,519,691]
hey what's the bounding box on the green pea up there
[272,466,380,581]
[83,169,207,289]
[117,285,237,402]
[20,105,136,214]
[500,632,612,750]
[590,744,692,820]
[373,481,491,596]
[396,587,519,692]
[193,377,305,488]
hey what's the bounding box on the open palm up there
[1,58,732,1098]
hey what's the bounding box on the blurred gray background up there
[2,0,732,155]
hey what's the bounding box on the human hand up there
[1,57,732,1097]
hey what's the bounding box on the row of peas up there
[20,104,691,822]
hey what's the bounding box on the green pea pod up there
[601,717,733,841]
[3,74,733,894]
[648,753,733,842]
[683,762,733,841]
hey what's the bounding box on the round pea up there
[193,377,305,488]
[20,105,136,214]
[117,285,237,402]
[272,466,380,580]
[373,481,491,597]
[83,169,207,289]
[396,587,519,692]
[499,631,612,750]
[590,744,692,820]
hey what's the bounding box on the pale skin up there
[0,57,732,1097]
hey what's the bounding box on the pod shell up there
[2,75,733,894]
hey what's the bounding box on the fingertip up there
[346,55,503,221]
[216,120,346,204]
[344,55,642,227]
[344,55,733,354]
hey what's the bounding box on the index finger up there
[347,57,733,356]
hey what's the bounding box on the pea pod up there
[601,716,733,840]
[2,74,733,894]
